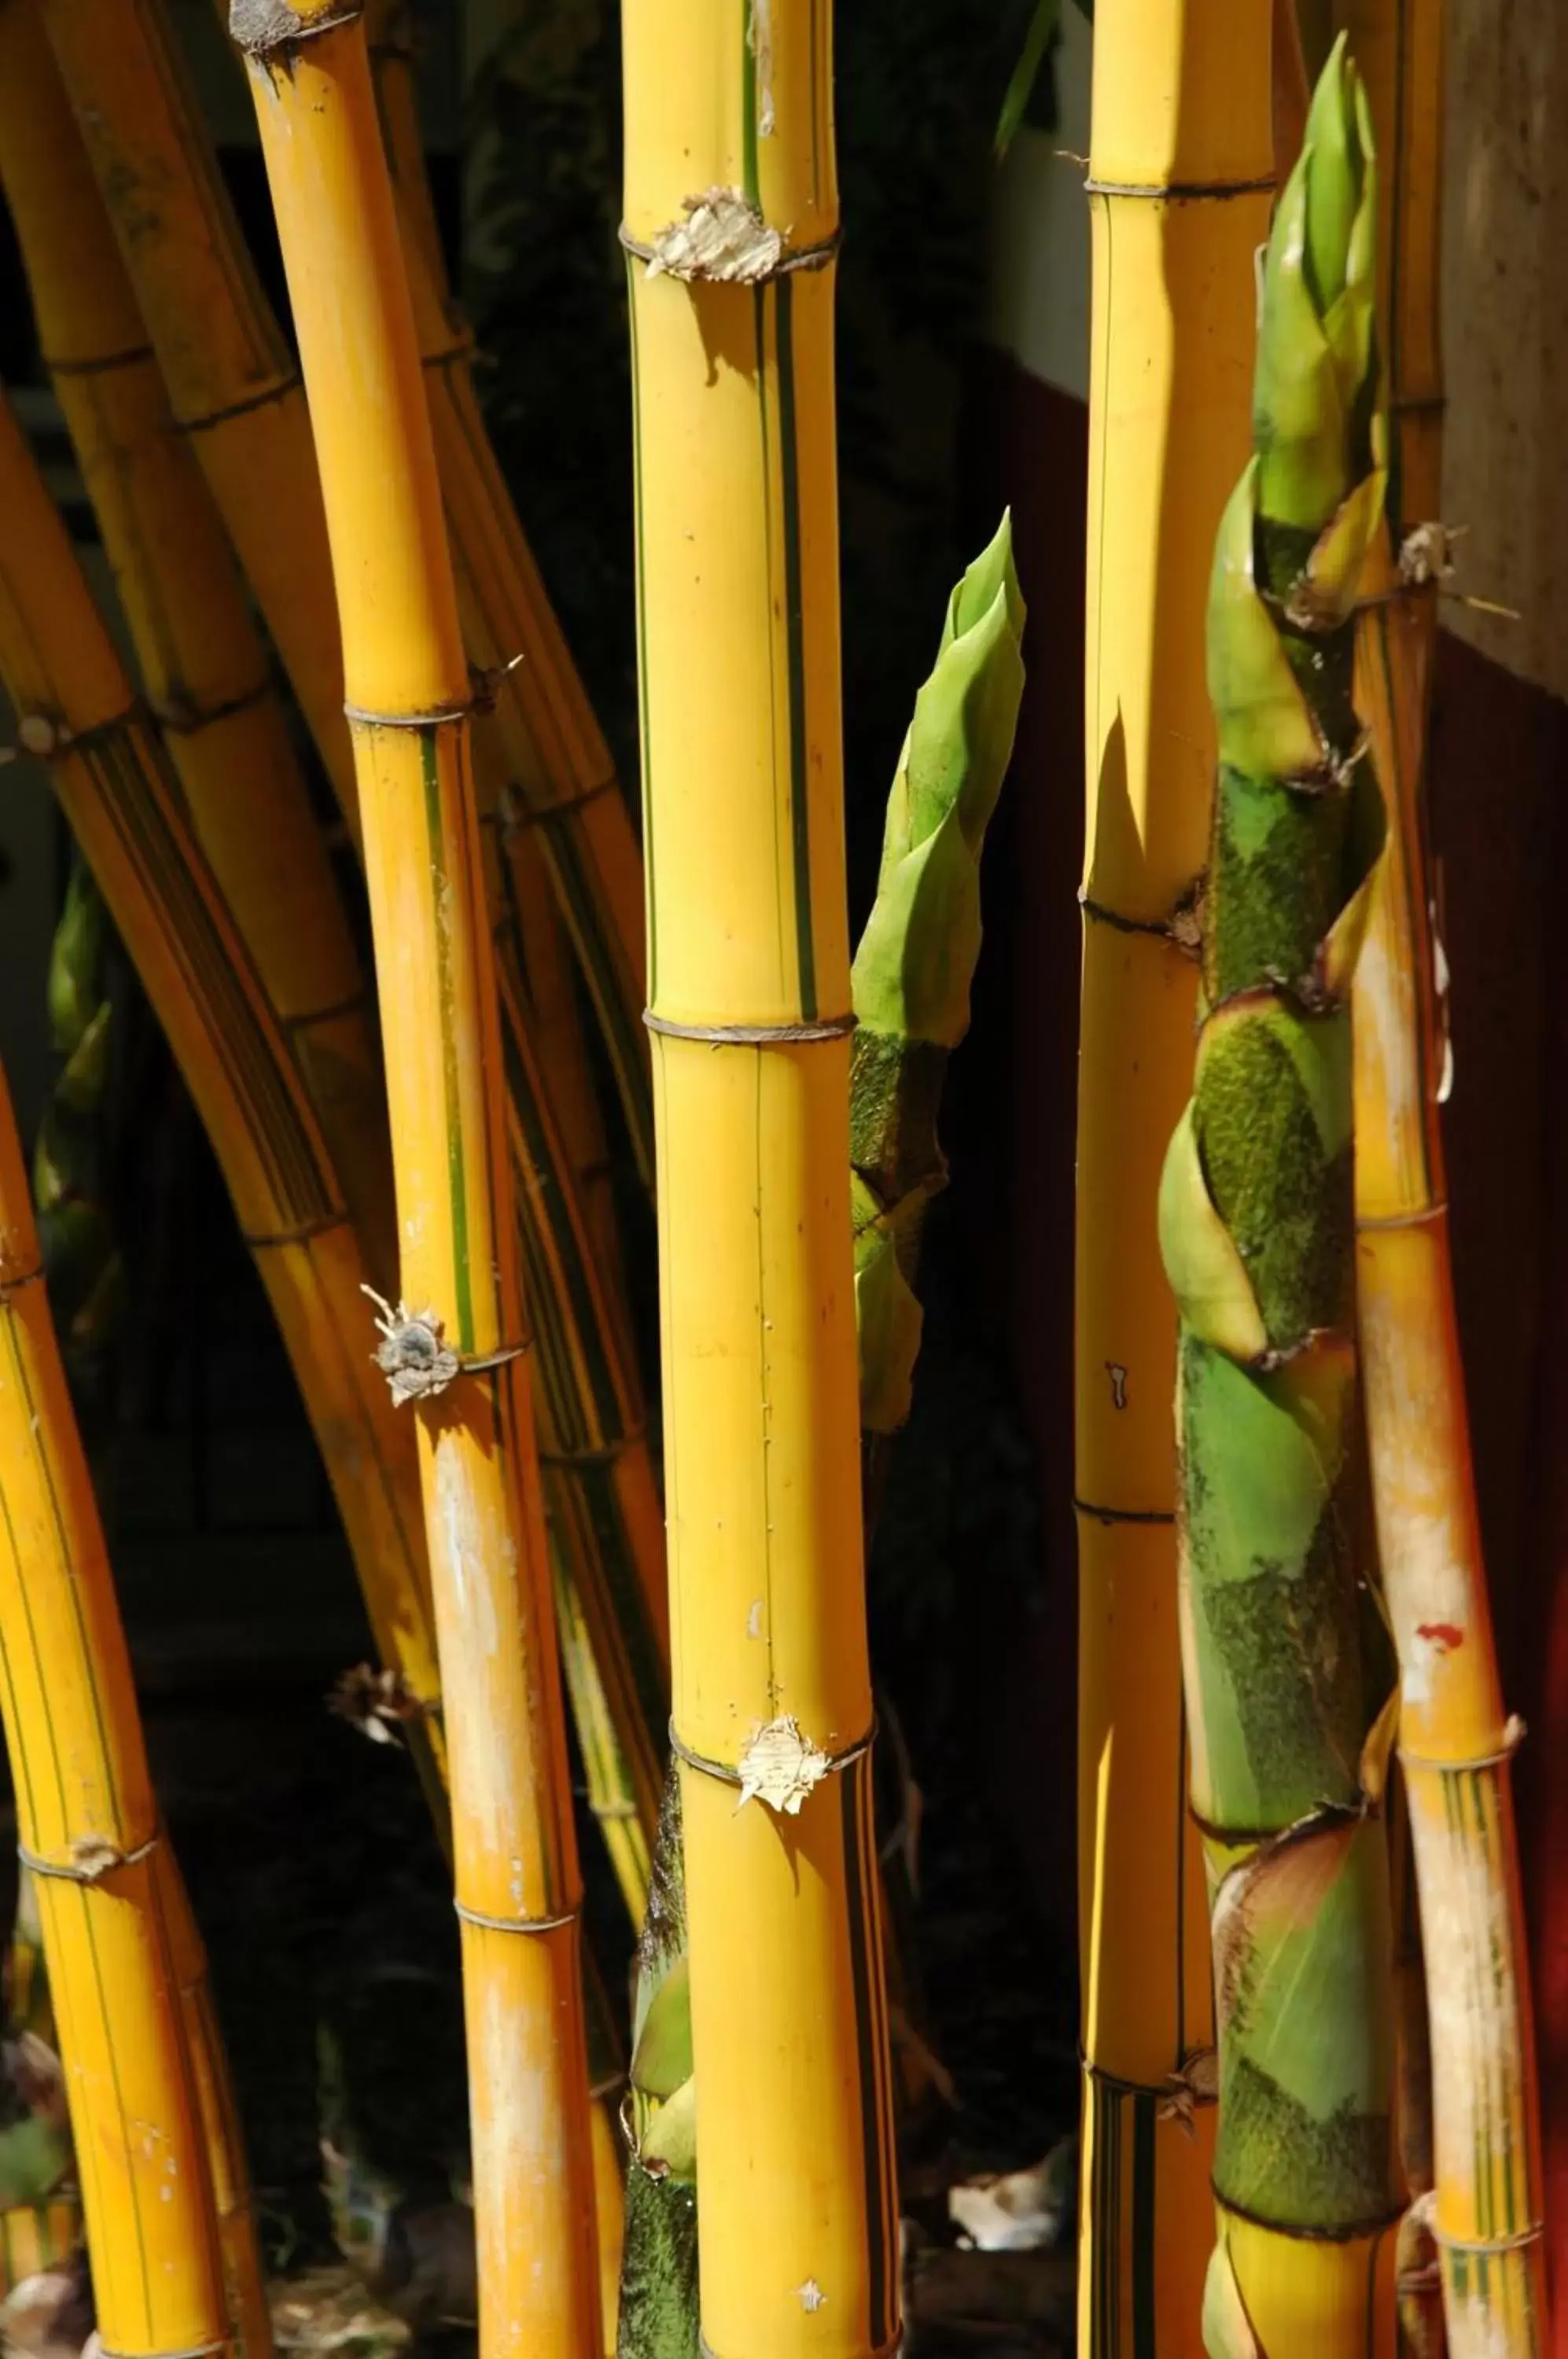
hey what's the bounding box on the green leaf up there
[995,0,1060,160]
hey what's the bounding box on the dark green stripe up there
[774,279,816,1019]
[841,1762,892,2350]
[741,0,760,206]
[1131,2095,1155,2359]
[627,260,657,1006]
[421,730,475,1349]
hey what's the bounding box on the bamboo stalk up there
[42,0,358,825]
[50,0,653,1181]
[1340,4,1546,2344]
[234,13,602,2358]
[363,0,656,1204]
[0,385,450,1838]
[155,1854,273,2359]
[0,1048,230,2359]
[623,6,900,2353]
[1075,7,1274,2349]
[1158,46,1403,2353]
[0,0,395,1283]
[39,0,668,1923]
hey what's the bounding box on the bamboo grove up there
[0,4,1548,2359]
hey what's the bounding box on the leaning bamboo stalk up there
[1075,7,1273,2349]
[42,0,358,823]
[624,3,900,2352]
[6,0,669,1927]
[50,0,653,1178]
[1158,47,1402,2353]
[1344,17,1545,2349]
[0,1046,229,2359]
[0,0,395,1281]
[0,385,449,1836]
[234,12,602,2358]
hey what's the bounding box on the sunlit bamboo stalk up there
[0,1046,229,2359]
[234,12,602,2357]
[624,2,900,2352]
[1075,6,1272,2347]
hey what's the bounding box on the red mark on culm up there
[1417,1622,1465,1651]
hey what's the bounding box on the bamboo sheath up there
[1075,9,1272,2350]
[234,14,602,2359]
[624,6,900,2354]
[0,388,450,1830]
[0,1058,230,2359]
[1342,2,1547,2342]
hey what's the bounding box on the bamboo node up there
[620,198,841,286]
[363,1288,459,1403]
[229,0,361,56]
[670,1717,874,1809]
[17,1835,158,1884]
[13,713,70,759]
[362,1287,528,1401]
[645,1009,856,1046]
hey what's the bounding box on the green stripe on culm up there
[774,279,816,1021]
[740,0,760,207]
[419,727,474,1351]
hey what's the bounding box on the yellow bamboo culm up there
[234,14,602,2359]
[1076,7,1273,2352]
[624,5,900,2354]
[1343,2,1548,2350]
[0,0,395,1283]
[42,0,358,824]
[41,0,668,1928]
[50,0,652,1180]
[360,0,668,1912]
[0,388,448,1831]
[366,19,652,1189]
[0,1057,229,2359]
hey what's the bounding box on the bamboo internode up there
[235,10,602,2355]
[623,1,900,2352]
